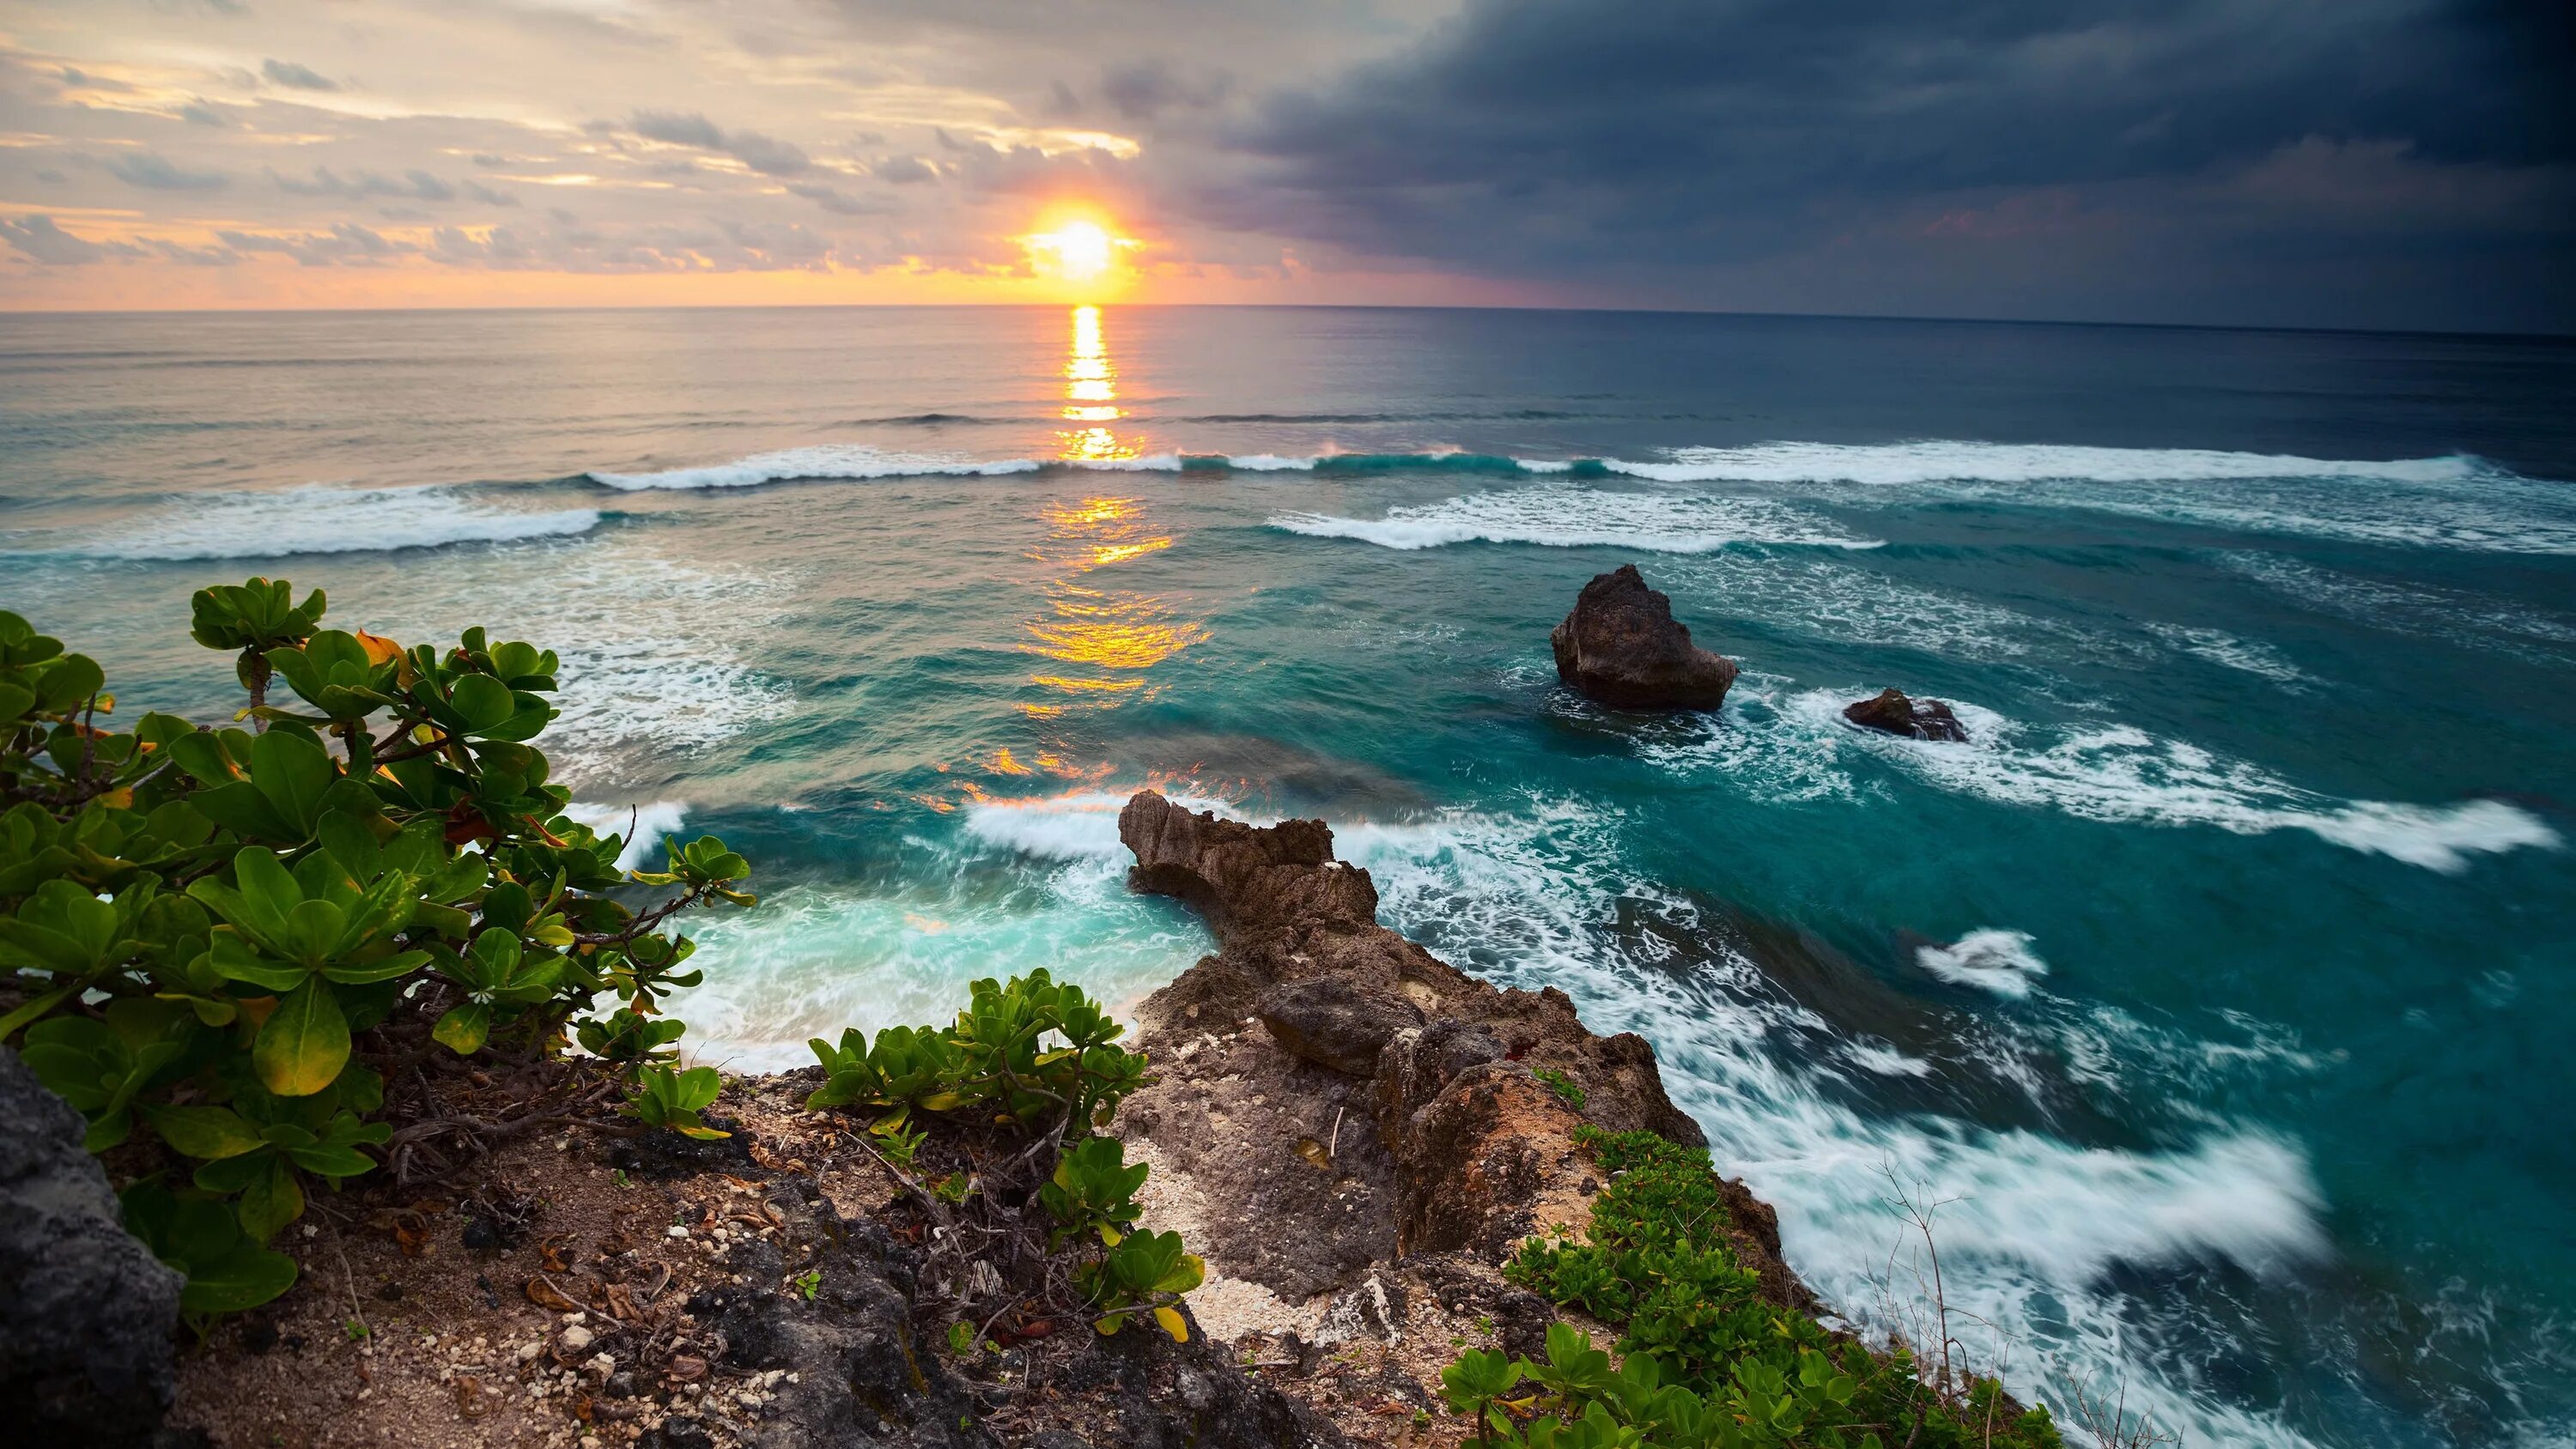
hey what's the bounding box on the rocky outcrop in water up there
[1113,791,1813,1439]
[1549,563,1739,710]
[1,1046,185,1449]
[1843,687,1969,742]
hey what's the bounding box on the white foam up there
[958,790,1242,863]
[1269,487,1881,552]
[361,542,796,786]
[1607,440,2483,486]
[2145,622,2311,684]
[68,485,599,560]
[589,445,1042,490]
[1647,681,2558,873]
[559,801,690,872]
[1845,1041,1936,1077]
[1917,929,2051,998]
[1788,690,2558,872]
[1656,556,2119,662]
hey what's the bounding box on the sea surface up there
[4,305,2573,1447]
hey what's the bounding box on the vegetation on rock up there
[1443,1126,2060,1448]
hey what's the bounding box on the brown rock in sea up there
[1842,687,1969,742]
[1549,563,1738,710]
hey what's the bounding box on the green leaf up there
[246,730,335,836]
[254,980,349,1097]
[235,1156,305,1241]
[143,1104,267,1161]
[431,1003,490,1055]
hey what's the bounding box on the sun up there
[1020,215,1135,289]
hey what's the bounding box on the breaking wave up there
[1917,929,2052,998]
[1267,487,1881,552]
[1651,683,2561,872]
[39,485,602,560]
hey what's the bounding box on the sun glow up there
[1019,214,1136,292]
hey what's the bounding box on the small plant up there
[1037,1134,1148,1249]
[611,1167,631,1188]
[1074,1227,1203,1343]
[343,1317,370,1342]
[948,1321,977,1356]
[931,1171,974,1204]
[1533,1066,1586,1110]
[791,1269,822,1301]
[622,1064,729,1139]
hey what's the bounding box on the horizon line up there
[2,298,2569,344]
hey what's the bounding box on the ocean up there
[3,304,2572,1446]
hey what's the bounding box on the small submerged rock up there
[1550,563,1738,710]
[1842,688,1968,742]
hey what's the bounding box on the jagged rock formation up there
[1115,791,1814,1438]
[0,1046,185,1449]
[1843,687,1970,742]
[1549,563,1739,710]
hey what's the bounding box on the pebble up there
[561,1325,594,1352]
[667,1226,690,1239]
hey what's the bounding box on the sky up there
[2,0,2570,330]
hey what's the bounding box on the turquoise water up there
[4,306,2573,1446]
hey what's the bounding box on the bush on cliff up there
[1443,1126,2060,1449]
[0,580,755,1319]
[805,968,1203,1342]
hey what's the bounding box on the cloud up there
[1100,60,1229,120]
[218,221,405,265]
[1211,0,2576,325]
[106,152,228,191]
[872,155,938,184]
[462,179,519,207]
[3,215,120,264]
[270,166,456,202]
[260,58,338,92]
[179,100,228,127]
[629,110,811,176]
[787,182,896,215]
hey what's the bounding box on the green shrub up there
[803,967,1146,1138]
[0,582,756,1318]
[804,968,1205,1342]
[1444,1126,2059,1449]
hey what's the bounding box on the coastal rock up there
[1255,977,1425,1076]
[0,1046,185,1449]
[1842,687,1969,742]
[1549,563,1738,710]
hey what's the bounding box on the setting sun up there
[1019,215,1136,291]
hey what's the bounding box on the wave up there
[42,485,602,561]
[1652,682,2560,872]
[2223,554,2576,660]
[2143,622,2311,684]
[1269,487,1882,552]
[558,801,690,872]
[588,445,1044,490]
[1917,929,2051,998]
[1616,440,2484,486]
[959,790,1243,863]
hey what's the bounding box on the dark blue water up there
[5,306,2573,1447]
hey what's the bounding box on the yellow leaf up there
[355,629,404,667]
[1153,1307,1188,1343]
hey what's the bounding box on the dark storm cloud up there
[629,110,811,175]
[1222,0,2576,325]
[259,58,337,91]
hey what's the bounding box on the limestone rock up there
[1842,687,1968,742]
[1255,977,1424,1077]
[1549,564,1738,710]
